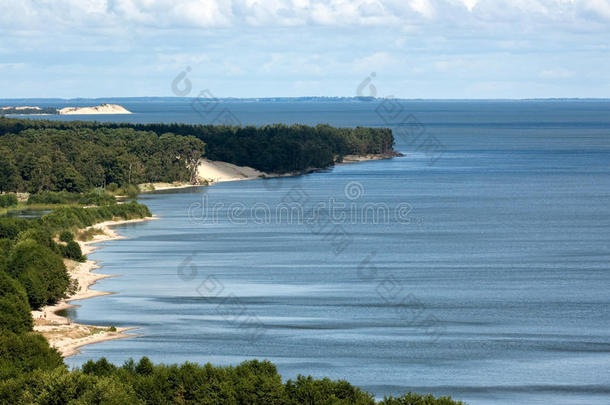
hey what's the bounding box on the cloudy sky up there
[1,0,609,98]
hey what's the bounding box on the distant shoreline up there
[1,103,132,116]
[34,153,398,356]
[2,97,610,102]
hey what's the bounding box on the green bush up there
[16,227,58,253]
[62,240,85,262]
[77,190,117,206]
[82,357,117,377]
[27,191,76,205]
[0,367,141,404]
[0,333,64,380]
[40,202,151,234]
[0,193,18,207]
[0,239,11,272]
[285,375,374,405]
[0,217,32,240]
[7,239,70,309]
[378,393,465,405]
[27,190,117,206]
[106,183,119,192]
[59,230,74,242]
[0,271,33,334]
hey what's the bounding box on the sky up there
[0,0,609,99]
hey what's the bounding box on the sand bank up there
[141,154,395,193]
[340,152,404,164]
[196,158,266,183]
[58,104,131,115]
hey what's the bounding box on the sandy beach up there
[36,154,394,357]
[141,154,394,193]
[33,217,157,357]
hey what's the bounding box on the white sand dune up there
[141,154,395,192]
[58,103,131,115]
[196,158,266,184]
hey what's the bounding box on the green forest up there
[0,198,464,404]
[0,118,394,193]
[0,107,58,115]
[0,120,206,193]
[0,119,462,403]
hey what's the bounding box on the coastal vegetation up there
[0,121,205,193]
[0,118,394,194]
[0,193,17,208]
[0,107,57,115]
[0,202,151,309]
[0,200,463,404]
[0,354,464,404]
[27,190,117,206]
[0,118,463,403]
[122,122,395,173]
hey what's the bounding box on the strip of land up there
[33,217,156,357]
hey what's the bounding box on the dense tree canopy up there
[0,333,64,381]
[0,118,394,193]
[0,271,32,334]
[0,202,151,309]
[0,357,463,405]
[0,120,205,193]
[125,122,395,173]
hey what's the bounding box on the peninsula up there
[1,103,132,115]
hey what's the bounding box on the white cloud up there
[408,0,436,18]
[0,0,608,31]
[582,0,610,20]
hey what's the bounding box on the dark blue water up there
[54,100,609,405]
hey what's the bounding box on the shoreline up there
[35,153,398,357]
[140,152,400,193]
[33,217,157,357]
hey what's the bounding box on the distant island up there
[0,103,132,115]
[0,106,57,115]
[58,103,132,115]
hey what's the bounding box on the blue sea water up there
[30,99,610,405]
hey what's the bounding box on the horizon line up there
[1,96,610,102]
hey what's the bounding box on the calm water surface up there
[54,100,610,405]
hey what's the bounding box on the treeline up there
[0,119,394,192]
[0,119,205,193]
[0,200,150,400]
[27,190,117,206]
[0,199,461,404]
[0,202,151,309]
[121,122,395,173]
[0,107,58,115]
[0,356,463,404]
